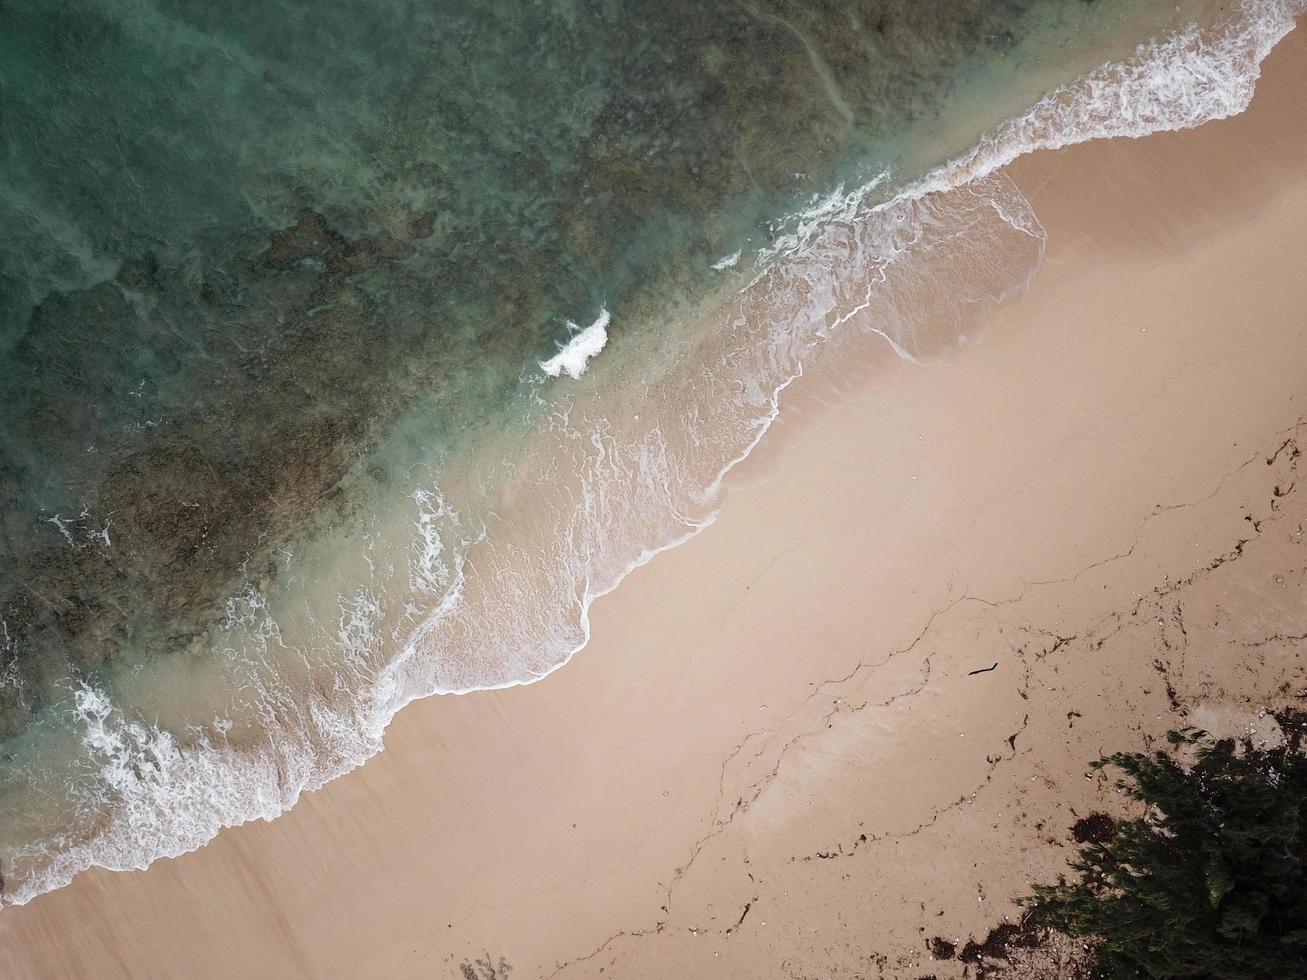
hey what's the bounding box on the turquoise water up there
[0,0,1291,904]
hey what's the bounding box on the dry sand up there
[3,26,1307,980]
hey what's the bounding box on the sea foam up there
[755,0,1302,278]
[712,249,743,271]
[5,0,1301,909]
[540,309,611,380]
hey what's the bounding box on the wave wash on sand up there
[1,0,1301,908]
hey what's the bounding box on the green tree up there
[1024,725,1307,979]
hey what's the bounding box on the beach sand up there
[3,25,1307,980]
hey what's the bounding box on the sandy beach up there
[4,21,1307,980]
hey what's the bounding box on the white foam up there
[752,0,1301,285]
[74,684,181,797]
[916,0,1302,197]
[711,249,743,271]
[40,505,113,551]
[539,308,610,379]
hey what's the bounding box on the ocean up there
[0,0,1298,906]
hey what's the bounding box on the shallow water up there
[0,0,1296,905]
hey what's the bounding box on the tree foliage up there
[1024,725,1307,979]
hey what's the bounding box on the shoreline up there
[4,17,1307,980]
[1,0,1292,908]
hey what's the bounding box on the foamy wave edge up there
[6,0,1300,908]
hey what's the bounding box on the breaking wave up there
[540,308,612,380]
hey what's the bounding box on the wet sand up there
[3,25,1307,980]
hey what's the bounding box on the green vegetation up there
[1025,723,1307,979]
